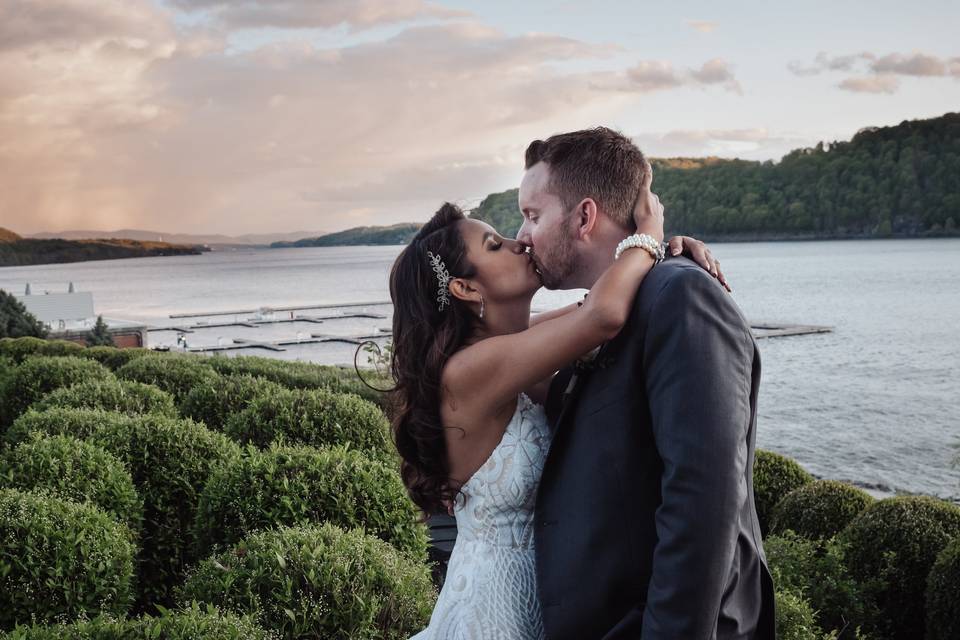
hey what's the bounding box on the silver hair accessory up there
[427,251,451,311]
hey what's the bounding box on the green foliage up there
[224,386,393,461]
[180,523,433,639]
[771,480,874,541]
[0,602,275,639]
[272,223,423,247]
[76,346,164,371]
[205,355,389,410]
[774,589,821,640]
[6,408,242,609]
[765,532,874,636]
[84,315,114,348]
[116,354,219,401]
[0,337,83,363]
[0,434,142,536]
[30,378,178,418]
[0,488,136,630]
[753,449,814,536]
[179,374,286,432]
[471,113,960,239]
[838,495,960,640]
[0,356,112,427]
[925,537,960,640]
[0,292,48,339]
[0,237,201,268]
[193,444,427,560]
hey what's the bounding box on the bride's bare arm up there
[444,160,663,417]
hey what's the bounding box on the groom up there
[517,128,776,639]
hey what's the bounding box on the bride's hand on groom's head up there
[666,235,731,292]
[632,159,664,243]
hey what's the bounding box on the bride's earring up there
[479,294,485,320]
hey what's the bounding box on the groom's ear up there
[573,198,599,240]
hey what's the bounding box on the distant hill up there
[0,228,23,243]
[26,229,327,247]
[471,112,960,240]
[0,233,205,267]
[271,223,424,247]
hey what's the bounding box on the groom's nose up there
[516,222,532,248]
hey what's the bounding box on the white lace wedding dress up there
[411,393,552,640]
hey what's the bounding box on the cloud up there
[686,20,717,33]
[838,75,900,94]
[788,50,960,93]
[601,58,741,94]
[168,0,469,31]
[631,127,810,161]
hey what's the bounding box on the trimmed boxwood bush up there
[75,346,164,371]
[194,444,427,560]
[753,449,814,535]
[179,374,286,432]
[0,337,84,363]
[0,602,275,639]
[0,434,142,535]
[774,589,819,640]
[764,532,872,635]
[6,407,242,608]
[180,524,433,639]
[223,386,393,461]
[30,378,178,418]
[0,356,113,427]
[206,355,389,410]
[839,495,960,640]
[116,355,219,401]
[926,537,960,640]
[770,480,874,541]
[0,488,136,630]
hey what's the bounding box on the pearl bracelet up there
[614,233,665,262]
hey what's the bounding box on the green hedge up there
[0,488,136,630]
[223,386,393,461]
[0,602,275,639]
[774,589,819,640]
[926,537,960,640]
[180,524,433,640]
[770,480,874,541]
[194,444,427,560]
[7,408,242,609]
[0,434,142,535]
[753,449,814,536]
[0,356,113,427]
[764,532,872,635]
[75,346,165,371]
[0,337,84,364]
[839,495,960,640]
[179,374,286,432]
[116,355,219,401]
[30,378,178,418]
[205,355,389,410]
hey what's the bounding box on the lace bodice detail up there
[411,394,551,639]
[452,393,551,548]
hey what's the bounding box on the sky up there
[1,0,958,236]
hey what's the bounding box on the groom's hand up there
[666,236,731,292]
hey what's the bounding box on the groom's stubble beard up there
[535,217,581,290]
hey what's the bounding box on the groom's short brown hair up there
[524,127,646,228]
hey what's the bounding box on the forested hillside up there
[472,112,960,240]
[271,223,423,247]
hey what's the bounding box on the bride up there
[388,163,718,639]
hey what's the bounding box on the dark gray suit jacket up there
[534,257,776,640]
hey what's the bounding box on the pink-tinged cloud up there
[602,58,740,94]
[838,75,900,94]
[168,0,469,30]
[871,52,948,76]
[686,20,717,33]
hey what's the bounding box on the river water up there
[2,238,958,502]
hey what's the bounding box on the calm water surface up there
[2,239,958,501]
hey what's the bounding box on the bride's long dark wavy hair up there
[389,203,478,514]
